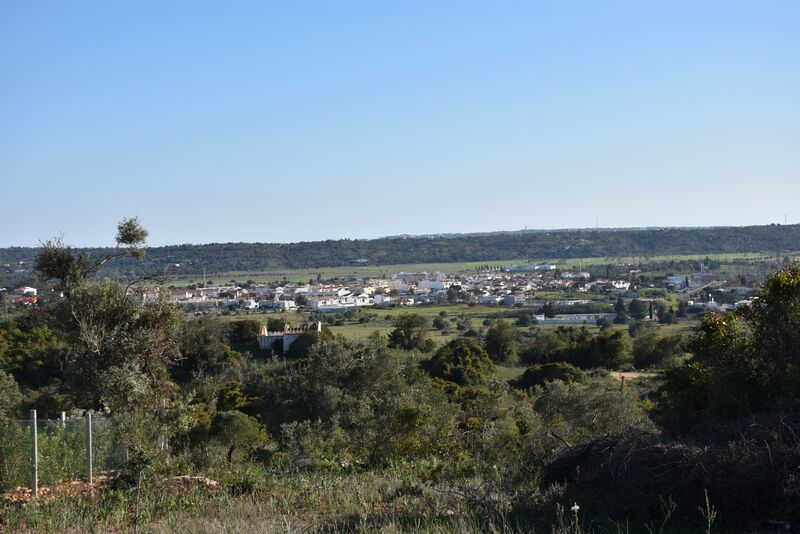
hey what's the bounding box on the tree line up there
[2,224,798,279]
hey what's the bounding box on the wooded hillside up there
[3,224,799,277]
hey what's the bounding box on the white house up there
[15,286,37,296]
[260,299,296,310]
[259,322,322,352]
[418,280,447,290]
[241,299,259,309]
[373,294,393,305]
[537,313,616,324]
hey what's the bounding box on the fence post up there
[85,412,93,483]
[61,412,67,450]
[30,409,38,497]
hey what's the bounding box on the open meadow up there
[160,252,788,285]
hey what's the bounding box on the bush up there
[542,427,800,527]
[426,338,494,386]
[227,319,262,345]
[285,328,334,359]
[512,363,585,390]
[388,314,430,351]
[632,328,683,369]
[484,320,519,364]
[533,377,655,444]
[519,327,631,369]
[211,411,270,463]
[0,371,22,418]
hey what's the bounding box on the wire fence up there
[0,412,127,492]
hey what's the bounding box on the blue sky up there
[1,1,798,246]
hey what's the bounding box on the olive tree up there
[388,313,432,351]
[35,218,184,453]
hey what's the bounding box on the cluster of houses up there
[141,285,299,311]
[136,266,641,314]
[2,264,749,326]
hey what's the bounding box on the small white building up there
[260,299,296,311]
[15,286,37,296]
[537,313,616,324]
[259,322,322,352]
[241,299,259,309]
[373,294,393,305]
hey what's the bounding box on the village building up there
[259,321,322,352]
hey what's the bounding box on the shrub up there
[211,411,270,463]
[632,328,683,369]
[512,363,585,390]
[484,320,519,365]
[388,314,430,351]
[0,371,22,418]
[533,378,655,444]
[427,338,494,386]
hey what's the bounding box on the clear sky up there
[1,1,798,247]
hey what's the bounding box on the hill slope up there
[2,224,798,278]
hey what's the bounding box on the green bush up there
[512,363,585,390]
[427,338,494,386]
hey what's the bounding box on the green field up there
[212,302,699,354]
[163,251,789,285]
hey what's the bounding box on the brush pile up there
[542,423,800,526]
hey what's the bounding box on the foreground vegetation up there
[2,219,800,532]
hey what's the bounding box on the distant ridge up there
[2,224,799,278]
[381,225,728,239]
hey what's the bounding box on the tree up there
[746,263,800,381]
[35,216,149,297]
[578,329,632,369]
[0,370,22,418]
[628,298,648,321]
[34,218,184,451]
[264,337,452,463]
[211,411,270,463]
[175,317,240,380]
[659,263,800,425]
[228,319,262,346]
[388,314,431,351]
[596,317,612,331]
[512,362,585,390]
[446,285,464,303]
[0,319,67,391]
[516,313,534,327]
[427,338,494,386]
[483,320,519,364]
[614,297,628,324]
[266,318,287,332]
[632,328,683,369]
[285,328,334,359]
